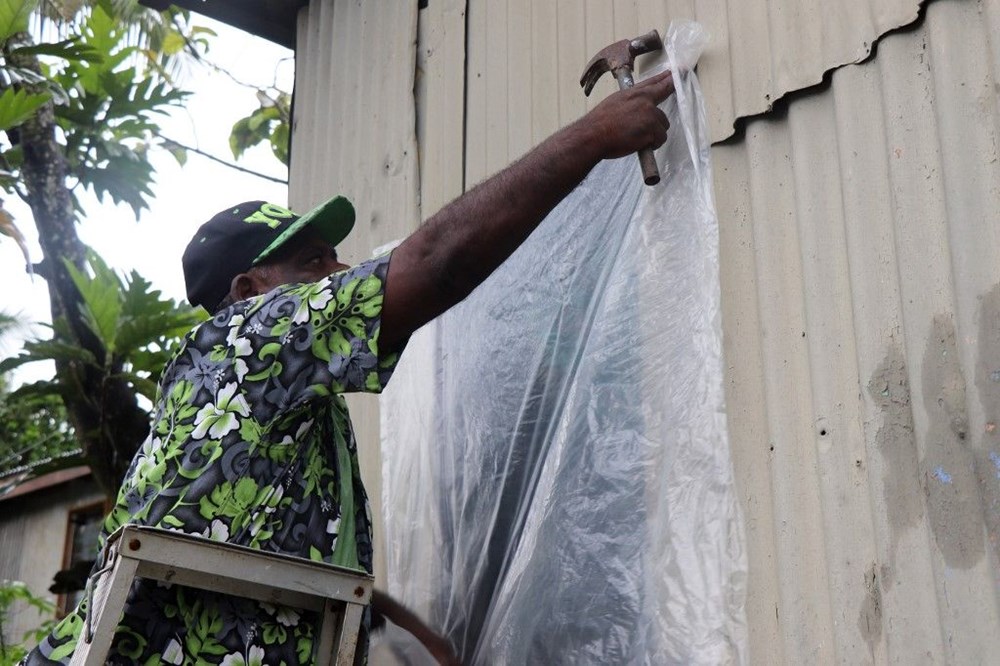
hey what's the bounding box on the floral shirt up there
[25,255,400,666]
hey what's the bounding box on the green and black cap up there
[182,197,355,311]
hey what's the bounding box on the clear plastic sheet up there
[379,22,747,665]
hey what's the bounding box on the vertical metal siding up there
[459,0,1000,662]
[0,482,104,650]
[288,0,1000,661]
[291,0,420,585]
[415,0,466,217]
[715,0,1000,661]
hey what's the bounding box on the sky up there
[0,17,293,383]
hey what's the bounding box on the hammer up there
[580,30,665,186]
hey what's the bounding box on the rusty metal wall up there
[289,0,1000,661]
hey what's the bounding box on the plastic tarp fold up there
[379,22,747,665]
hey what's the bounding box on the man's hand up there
[583,70,674,160]
[380,70,676,351]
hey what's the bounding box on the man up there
[24,70,674,665]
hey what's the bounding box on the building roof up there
[140,0,307,49]
[0,465,91,502]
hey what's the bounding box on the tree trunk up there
[6,37,150,496]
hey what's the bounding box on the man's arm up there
[379,71,675,350]
[372,590,461,665]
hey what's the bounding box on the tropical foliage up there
[0,580,55,665]
[0,254,202,471]
[0,384,77,475]
[0,0,210,494]
[230,88,290,165]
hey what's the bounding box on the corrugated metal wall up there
[291,0,1000,661]
[460,0,930,169]
[291,1,421,583]
[716,1,1000,661]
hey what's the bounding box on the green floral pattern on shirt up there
[24,254,399,666]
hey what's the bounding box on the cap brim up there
[253,195,355,264]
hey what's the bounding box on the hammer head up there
[580,29,664,96]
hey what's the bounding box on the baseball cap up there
[182,196,355,311]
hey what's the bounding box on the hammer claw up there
[580,56,610,97]
[579,29,665,186]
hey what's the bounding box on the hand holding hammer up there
[582,30,668,185]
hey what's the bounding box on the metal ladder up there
[70,525,373,666]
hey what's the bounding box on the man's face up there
[255,227,350,291]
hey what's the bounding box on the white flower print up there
[274,606,300,627]
[233,337,252,382]
[220,645,266,666]
[130,436,162,483]
[191,382,251,439]
[292,287,334,324]
[162,637,184,664]
[259,602,300,628]
[202,518,230,542]
[295,419,314,439]
[225,314,246,346]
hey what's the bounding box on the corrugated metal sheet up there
[291,1,420,262]
[290,0,1000,661]
[463,0,929,156]
[704,0,926,141]
[290,0,421,584]
[715,0,1000,661]
[415,0,466,217]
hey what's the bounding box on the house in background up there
[5,0,997,662]
[0,467,105,649]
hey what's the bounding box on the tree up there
[229,85,290,166]
[0,0,208,494]
[0,378,78,476]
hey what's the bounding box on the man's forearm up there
[380,71,674,348]
[372,590,460,665]
[405,119,602,298]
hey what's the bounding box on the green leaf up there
[0,338,96,374]
[160,29,185,55]
[247,105,279,132]
[160,514,183,527]
[163,141,187,166]
[0,0,37,42]
[0,87,50,131]
[65,253,124,352]
[7,378,68,401]
[229,116,254,160]
[270,122,289,165]
[12,38,104,64]
[124,374,158,402]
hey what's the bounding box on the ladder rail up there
[70,525,373,665]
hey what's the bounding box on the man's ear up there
[230,272,262,302]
